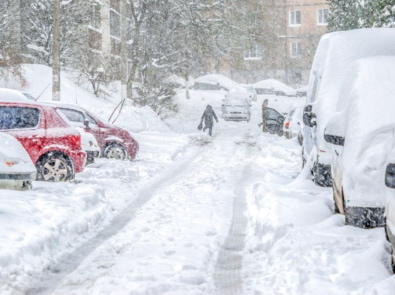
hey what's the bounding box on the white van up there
[302,28,395,187]
[324,56,395,228]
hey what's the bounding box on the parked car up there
[253,79,296,96]
[193,74,238,91]
[241,85,257,102]
[324,56,395,228]
[75,127,100,165]
[0,88,100,164]
[0,101,86,182]
[262,108,284,136]
[0,132,36,190]
[283,105,303,145]
[43,102,139,160]
[385,163,395,270]
[222,93,251,122]
[303,28,395,187]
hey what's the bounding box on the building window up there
[289,10,301,26]
[89,4,101,29]
[111,0,120,12]
[317,9,328,25]
[88,29,102,50]
[110,10,121,38]
[111,38,121,55]
[290,42,302,58]
[244,43,262,60]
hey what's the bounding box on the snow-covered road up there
[1,84,395,294]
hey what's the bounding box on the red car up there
[0,101,87,182]
[43,102,139,160]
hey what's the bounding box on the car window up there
[264,108,283,120]
[0,106,40,129]
[58,108,85,123]
[85,113,98,126]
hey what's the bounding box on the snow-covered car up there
[385,163,395,269]
[262,107,284,136]
[283,106,303,145]
[240,85,257,102]
[0,88,100,164]
[303,28,395,187]
[193,74,239,91]
[43,102,139,160]
[75,127,100,165]
[222,93,251,122]
[253,79,296,96]
[324,56,395,228]
[0,132,36,190]
[0,101,87,182]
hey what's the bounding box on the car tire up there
[36,152,74,182]
[104,142,127,160]
[298,134,303,146]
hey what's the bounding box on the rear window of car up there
[0,106,40,129]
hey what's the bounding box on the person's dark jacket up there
[201,105,218,127]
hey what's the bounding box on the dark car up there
[0,101,87,182]
[44,102,139,160]
[262,108,284,136]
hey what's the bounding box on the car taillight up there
[285,122,290,128]
[70,135,81,150]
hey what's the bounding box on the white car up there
[0,133,36,190]
[241,85,257,102]
[222,92,251,122]
[324,56,395,229]
[283,106,303,145]
[76,127,100,165]
[303,28,395,187]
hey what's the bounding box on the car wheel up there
[298,133,303,146]
[104,142,127,160]
[36,152,74,182]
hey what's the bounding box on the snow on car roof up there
[0,88,31,102]
[252,79,296,95]
[194,74,239,90]
[310,28,395,148]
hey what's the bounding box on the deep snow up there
[0,65,394,295]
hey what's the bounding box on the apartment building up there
[227,0,329,86]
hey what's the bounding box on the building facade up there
[226,0,329,86]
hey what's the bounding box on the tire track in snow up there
[26,143,209,295]
[214,133,253,295]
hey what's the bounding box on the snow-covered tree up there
[327,0,395,32]
[0,0,25,85]
[20,0,89,65]
[127,0,243,116]
[327,0,360,32]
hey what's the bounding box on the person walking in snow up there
[200,104,218,136]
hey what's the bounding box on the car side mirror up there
[303,105,316,127]
[324,112,346,146]
[385,163,395,188]
[84,120,90,129]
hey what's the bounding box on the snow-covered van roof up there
[308,28,395,151]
